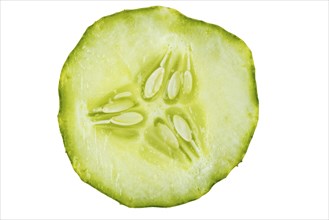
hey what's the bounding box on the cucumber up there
[58,6,258,207]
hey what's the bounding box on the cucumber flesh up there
[58,6,259,207]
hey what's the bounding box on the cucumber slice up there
[58,6,258,207]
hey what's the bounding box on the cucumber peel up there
[58,6,258,207]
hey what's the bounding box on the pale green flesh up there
[58,6,258,207]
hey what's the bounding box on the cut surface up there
[58,6,258,208]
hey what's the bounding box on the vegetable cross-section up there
[58,6,259,207]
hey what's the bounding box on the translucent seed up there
[157,123,179,149]
[187,52,191,70]
[110,112,143,126]
[92,107,103,113]
[167,71,181,100]
[93,119,111,125]
[102,100,134,113]
[113,91,132,100]
[173,115,192,142]
[144,67,165,98]
[191,140,200,156]
[160,49,171,67]
[183,70,192,94]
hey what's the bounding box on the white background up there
[1,1,328,219]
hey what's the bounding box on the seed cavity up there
[113,91,132,100]
[183,70,192,94]
[110,112,144,126]
[144,67,165,99]
[157,123,179,149]
[173,115,192,142]
[90,48,204,165]
[102,100,134,113]
[167,71,181,100]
